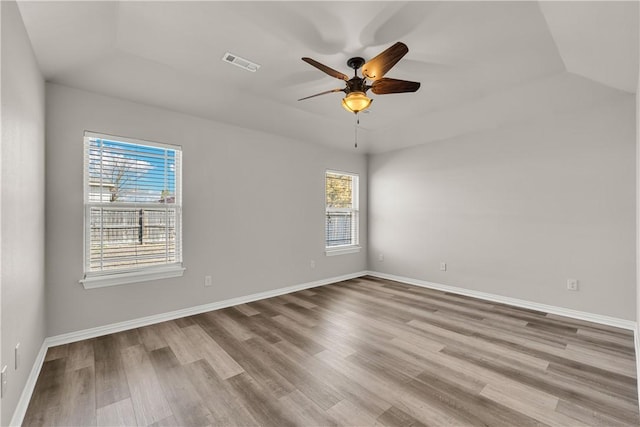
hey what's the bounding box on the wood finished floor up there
[24,276,639,426]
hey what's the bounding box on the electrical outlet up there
[378,253,384,262]
[310,260,315,269]
[15,343,20,370]
[1,365,7,398]
[440,262,447,271]
[204,275,213,287]
[567,279,578,291]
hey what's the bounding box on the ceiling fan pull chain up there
[354,114,360,148]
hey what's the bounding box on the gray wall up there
[1,1,47,425]
[45,83,367,336]
[369,94,636,320]
[636,73,639,385]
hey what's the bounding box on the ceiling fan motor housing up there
[345,57,369,95]
[346,77,368,94]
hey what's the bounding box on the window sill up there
[80,265,185,289]
[325,246,361,256]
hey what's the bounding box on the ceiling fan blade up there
[362,42,409,80]
[301,57,349,81]
[370,78,420,95]
[298,88,344,101]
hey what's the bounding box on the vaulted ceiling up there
[17,1,639,153]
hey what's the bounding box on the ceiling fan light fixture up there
[341,91,372,113]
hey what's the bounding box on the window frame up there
[80,131,184,289]
[325,169,361,256]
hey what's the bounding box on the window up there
[81,131,184,288]
[325,170,360,255]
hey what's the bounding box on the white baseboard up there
[10,271,367,426]
[47,271,368,347]
[366,271,637,331]
[9,342,47,427]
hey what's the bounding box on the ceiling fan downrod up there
[347,57,365,75]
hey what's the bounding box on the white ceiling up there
[17,1,639,153]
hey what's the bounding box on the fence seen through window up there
[83,132,182,276]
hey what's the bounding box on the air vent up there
[222,52,260,72]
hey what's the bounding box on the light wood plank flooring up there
[23,276,639,426]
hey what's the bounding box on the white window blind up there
[83,131,183,284]
[325,171,359,249]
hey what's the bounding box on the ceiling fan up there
[298,42,420,114]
